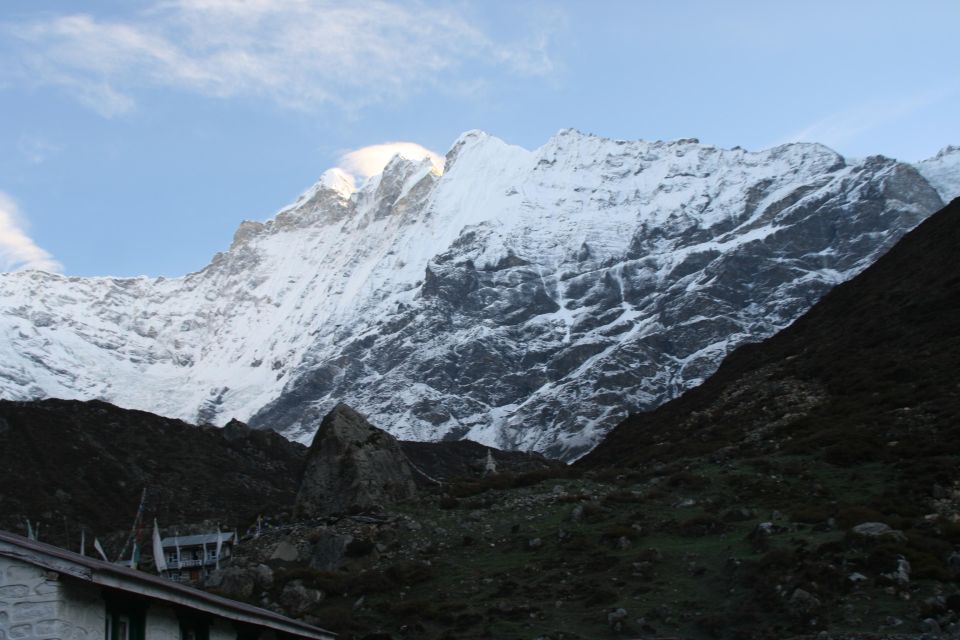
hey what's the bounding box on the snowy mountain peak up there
[933,145,960,159]
[0,130,954,460]
[916,145,960,202]
[318,168,357,199]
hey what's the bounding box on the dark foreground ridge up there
[0,398,307,542]
[0,398,555,553]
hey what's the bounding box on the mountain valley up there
[2,197,959,639]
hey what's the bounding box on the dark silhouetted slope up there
[581,196,960,471]
[0,399,307,546]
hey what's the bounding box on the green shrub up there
[791,504,833,524]
[677,514,726,537]
[666,471,711,490]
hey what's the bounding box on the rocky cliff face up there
[0,131,952,459]
[579,195,960,470]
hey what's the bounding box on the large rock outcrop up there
[295,403,417,517]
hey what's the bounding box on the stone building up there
[0,530,334,640]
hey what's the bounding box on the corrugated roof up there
[0,530,334,640]
[160,532,236,547]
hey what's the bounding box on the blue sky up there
[1,0,957,277]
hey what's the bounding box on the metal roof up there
[0,530,335,640]
[160,532,236,547]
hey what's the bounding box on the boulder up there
[788,588,821,618]
[308,531,354,571]
[296,403,417,517]
[607,607,628,631]
[280,580,324,616]
[850,521,908,542]
[205,566,255,600]
[270,540,300,562]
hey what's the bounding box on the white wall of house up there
[145,605,180,640]
[0,555,105,640]
[209,618,238,640]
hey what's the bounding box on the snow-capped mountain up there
[916,145,960,202]
[0,130,951,459]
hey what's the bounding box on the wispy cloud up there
[4,0,558,117]
[0,192,62,273]
[17,134,61,165]
[338,142,444,179]
[777,92,945,151]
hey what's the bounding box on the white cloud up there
[4,1,558,116]
[0,192,62,273]
[338,142,444,179]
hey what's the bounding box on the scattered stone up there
[923,595,947,615]
[270,540,299,562]
[527,537,543,550]
[607,607,628,631]
[205,566,255,600]
[721,507,754,522]
[308,532,353,571]
[755,522,776,535]
[948,552,960,577]
[850,522,908,542]
[280,580,324,616]
[788,588,821,617]
[254,563,274,590]
[919,617,942,635]
[883,554,911,586]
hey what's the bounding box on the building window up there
[104,597,146,640]
[178,613,210,640]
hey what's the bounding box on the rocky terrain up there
[0,132,954,459]
[0,398,553,555]
[189,197,960,640]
